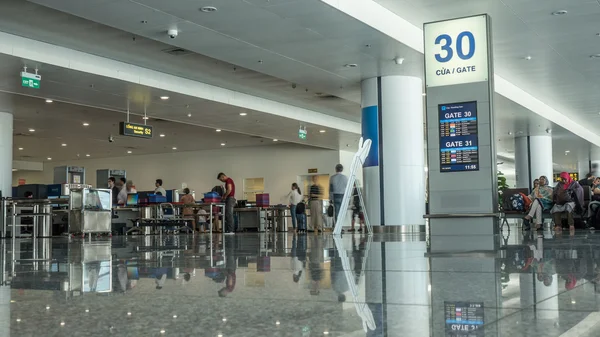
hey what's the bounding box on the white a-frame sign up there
[333,137,373,236]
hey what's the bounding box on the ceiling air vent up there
[162,47,192,56]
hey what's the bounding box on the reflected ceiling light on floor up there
[187,113,192,117]
[127,151,132,154]
[47,157,52,161]
[83,122,89,126]
[173,315,177,319]
[61,143,67,147]
[160,329,166,334]
[86,154,91,157]
[160,96,169,100]
[28,128,35,132]
[323,332,330,335]
[200,6,217,12]
[45,99,53,103]
[215,129,222,132]
[16,318,21,323]
[127,312,132,316]
[60,322,65,326]
[172,147,177,150]
[46,305,50,310]
[159,134,166,137]
[220,143,226,146]
[551,10,567,15]
[85,309,89,313]
[344,63,358,68]
[222,318,227,322]
[239,112,247,116]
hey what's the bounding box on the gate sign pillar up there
[424,15,499,252]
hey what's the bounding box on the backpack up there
[509,194,524,211]
[296,202,306,214]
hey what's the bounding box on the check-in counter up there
[235,207,264,231]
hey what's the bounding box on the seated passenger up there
[551,172,584,231]
[524,176,553,230]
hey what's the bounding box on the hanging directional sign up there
[119,122,153,139]
[21,71,41,89]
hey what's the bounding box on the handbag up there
[327,204,334,217]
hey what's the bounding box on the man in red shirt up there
[218,172,236,234]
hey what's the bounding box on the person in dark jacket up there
[551,172,584,231]
[579,172,595,187]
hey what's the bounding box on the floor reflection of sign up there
[445,301,484,336]
[439,101,479,172]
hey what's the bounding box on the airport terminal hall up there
[4,1,600,336]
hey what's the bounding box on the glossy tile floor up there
[2,225,600,336]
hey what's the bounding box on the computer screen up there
[126,193,139,206]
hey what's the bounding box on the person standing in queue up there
[154,179,166,196]
[217,173,236,235]
[180,188,197,232]
[329,164,349,225]
[108,177,120,205]
[118,180,137,205]
[309,175,323,234]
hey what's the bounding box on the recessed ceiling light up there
[319,130,326,133]
[524,56,532,60]
[220,143,226,146]
[28,128,35,132]
[18,147,23,151]
[45,99,53,103]
[47,157,52,160]
[60,322,65,327]
[12,168,17,172]
[160,96,169,100]
[142,116,149,120]
[551,10,567,16]
[82,122,89,126]
[61,143,67,147]
[200,6,217,12]
[215,129,222,132]
[273,139,278,142]
[344,63,358,68]
[160,330,165,334]
[565,150,570,154]
[85,154,90,157]
[159,134,165,137]
[239,112,247,116]
[16,318,21,323]
[172,147,177,150]
[127,150,132,154]
[187,113,192,117]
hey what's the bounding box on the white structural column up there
[514,137,529,188]
[0,112,13,197]
[361,76,425,226]
[514,135,553,188]
[591,146,600,177]
[578,160,590,180]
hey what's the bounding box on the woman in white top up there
[286,183,303,233]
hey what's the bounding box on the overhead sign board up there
[424,15,489,87]
[119,122,153,139]
[21,71,41,89]
[298,128,307,140]
[439,101,479,172]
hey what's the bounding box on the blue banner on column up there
[362,105,379,167]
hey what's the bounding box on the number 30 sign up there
[424,15,490,88]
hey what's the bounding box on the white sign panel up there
[424,15,489,88]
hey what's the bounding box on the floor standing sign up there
[424,15,498,252]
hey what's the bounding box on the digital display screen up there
[119,121,153,139]
[439,101,479,172]
[445,301,484,336]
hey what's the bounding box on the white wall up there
[27,144,345,200]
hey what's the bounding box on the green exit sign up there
[21,72,41,89]
[298,128,307,140]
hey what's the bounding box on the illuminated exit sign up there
[21,72,41,89]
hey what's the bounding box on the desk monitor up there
[126,193,139,206]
